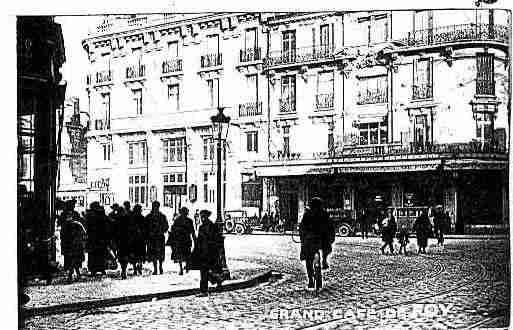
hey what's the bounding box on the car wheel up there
[224,220,235,233]
[234,224,245,235]
[338,223,351,237]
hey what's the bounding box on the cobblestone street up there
[23,235,510,329]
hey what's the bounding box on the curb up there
[22,270,275,318]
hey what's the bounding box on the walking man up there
[146,201,169,275]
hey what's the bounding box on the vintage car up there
[327,208,357,236]
[223,210,260,234]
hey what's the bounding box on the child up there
[397,225,410,255]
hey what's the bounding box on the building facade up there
[82,10,509,232]
[56,97,89,212]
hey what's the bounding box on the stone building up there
[82,11,509,233]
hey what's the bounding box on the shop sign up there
[90,178,110,191]
[164,185,187,195]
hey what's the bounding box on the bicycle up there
[290,226,323,294]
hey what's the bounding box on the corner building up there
[83,11,510,233]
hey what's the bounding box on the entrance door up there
[280,192,298,230]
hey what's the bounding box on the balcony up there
[126,64,146,80]
[412,83,433,100]
[240,47,262,63]
[279,97,296,114]
[399,23,509,49]
[94,70,112,85]
[239,101,263,117]
[476,79,495,96]
[162,58,183,75]
[357,89,388,105]
[200,53,223,68]
[270,151,302,161]
[264,45,335,68]
[315,93,334,110]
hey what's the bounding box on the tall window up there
[168,84,180,111]
[246,131,258,152]
[357,76,388,105]
[475,113,494,143]
[413,58,433,100]
[282,30,296,61]
[207,78,219,108]
[162,138,185,162]
[414,115,430,146]
[359,14,389,45]
[128,141,146,165]
[168,41,179,58]
[206,34,219,55]
[101,93,111,129]
[476,53,495,95]
[280,75,296,113]
[283,126,290,156]
[319,24,331,52]
[358,121,388,145]
[245,28,258,51]
[133,89,142,115]
[246,74,258,103]
[413,11,434,44]
[102,143,111,162]
[203,137,215,161]
[316,72,334,109]
[203,172,209,203]
[129,174,147,205]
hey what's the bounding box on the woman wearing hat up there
[169,207,196,275]
[191,210,222,295]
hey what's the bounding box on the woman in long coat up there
[132,204,147,274]
[146,201,169,275]
[192,210,222,295]
[85,202,109,276]
[60,202,87,282]
[413,209,431,254]
[170,207,196,275]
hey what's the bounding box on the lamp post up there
[210,106,231,280]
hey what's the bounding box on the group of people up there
[370,206,450,255]
[58,200,225,293]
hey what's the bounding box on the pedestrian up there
[193,209,200,233]
[115,204,142,279]
[57,199,81,227]
[59,200,87,282]
[433,205,445,246]
[380,209,397,254]
[85,202,110,276]
[132,204,147,274]
[397,225,409,255]
[146,201,169,275]
[107,203,123,253]
[190,209,223,296]
[123,201,132,217]
[169,207,196,275]
[299,197,332,288]
[413,209,431,254]
[261,212,270,232]
[358,208,370,239]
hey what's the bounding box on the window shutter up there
[254,132,258,152]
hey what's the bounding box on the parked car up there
[327,208,357,237]
[223,210,259,235]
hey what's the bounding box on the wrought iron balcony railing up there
[315,93,334,110]
[162,58,183,74]
[412,83,433,100]
[240,47,262,63]
[270,151,302,161]
[95,70,112,84]
[126,64,146,80]
[200,53,223,68]
[264,45,335,67]
[279,97,296,113]
[94,119,110,131]
[239,101,263,117]
[357,89,388,105]
[400,23,509,48]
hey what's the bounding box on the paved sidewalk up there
[23,258,269,312]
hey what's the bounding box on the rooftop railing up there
[399,23,509,48]
[264,45,335,67]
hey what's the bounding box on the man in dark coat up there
[299,197,332,288]
[146,201,169,275]
[192,209,222,295]
[115,204,144,279]
[85,202,109,276]
[359,208,371,240]
[380,209,397,254]
[132,204,147,274]
[414,209,431,254]
[59,200,87,282]
[433,205,446,246]
[170,207,196,275]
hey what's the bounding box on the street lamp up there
[210,106,231,281]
